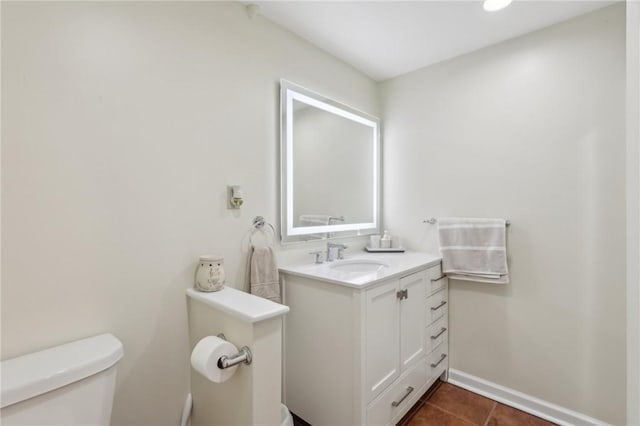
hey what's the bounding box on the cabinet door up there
[399,271,426,372]
[365,280,401,402]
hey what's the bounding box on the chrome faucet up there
[326,242,347,262]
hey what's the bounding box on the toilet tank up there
[1,333,123,426]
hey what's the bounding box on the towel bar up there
[423,217,511,226]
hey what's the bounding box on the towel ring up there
[250,216,275,247]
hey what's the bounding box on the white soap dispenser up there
[380,230,392,249]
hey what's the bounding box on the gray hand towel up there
[437,217,509,284]
[250,246,281,303]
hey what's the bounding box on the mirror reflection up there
[280,80,380,242]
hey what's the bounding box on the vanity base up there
[282,258,449,426]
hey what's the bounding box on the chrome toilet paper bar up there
[216,334,253,369]
[217,347,252,369]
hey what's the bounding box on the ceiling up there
[250,1,617,81]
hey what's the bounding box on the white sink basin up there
[329,258,389,273]
[279,252,442,288]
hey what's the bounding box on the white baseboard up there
[446,369,609,426]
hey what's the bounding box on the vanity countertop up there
[279,251,441,289]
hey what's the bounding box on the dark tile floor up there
[398,381,557,426]
[292,381,557,426]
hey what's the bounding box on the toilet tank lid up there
[1,333,123,408]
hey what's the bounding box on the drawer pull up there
[431,275,446,283]
[391,386,414,407]
[430,354,447,368]
[430,327,447,340]
[430,301,447,311]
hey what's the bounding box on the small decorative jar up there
[195,255,225,292]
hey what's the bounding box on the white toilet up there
[1,333,123,426]
[280,403,293,426]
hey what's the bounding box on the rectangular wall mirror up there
[280,80,381,242]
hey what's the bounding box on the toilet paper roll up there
[190,336,239,383]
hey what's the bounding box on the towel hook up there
[253,216,267,229]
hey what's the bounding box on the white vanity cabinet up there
[365,272,426,402]
[281,256,448,426]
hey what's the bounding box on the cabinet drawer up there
[366,361,427,426]
[427,340,449,382]
[425,317,447,354]
[425,288,448,325]
[426,264,447,295]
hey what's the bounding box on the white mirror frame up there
[280,80,381,242]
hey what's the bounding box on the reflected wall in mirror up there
[280,80,381,242]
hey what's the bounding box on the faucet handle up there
[337,245,348,260]
[309,251,324,264]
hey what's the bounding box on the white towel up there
[298,214,331,226]
[250,246,281,303]
[437,217,509,284]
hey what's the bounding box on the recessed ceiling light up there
[483,0,513,12]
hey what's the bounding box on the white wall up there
[0,2,378,425]
[627,2,640,425]
[381,5,625,424]
[2,2,631,425]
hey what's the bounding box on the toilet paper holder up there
[216,334,252,369]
